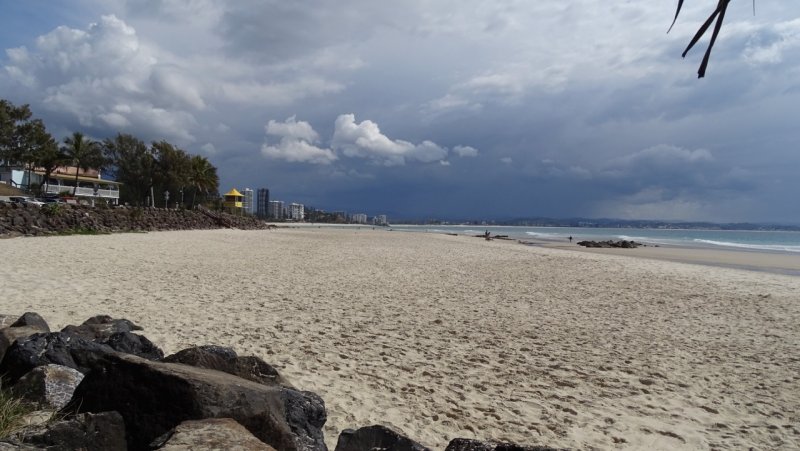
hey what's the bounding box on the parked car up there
[9,196,44,207]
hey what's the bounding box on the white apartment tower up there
[289,203,305,221]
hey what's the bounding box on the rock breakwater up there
[0,203,268,237]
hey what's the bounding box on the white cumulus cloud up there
[331,114,448,166]
[261,116,337,165]
[453,145,479,157]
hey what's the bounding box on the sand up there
[1,228,798,450]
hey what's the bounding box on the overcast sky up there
[1,1,798,222]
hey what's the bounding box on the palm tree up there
[669,0,739,78]
[187,155,219,208]
[35,139,68,195]
[63,132,104,195]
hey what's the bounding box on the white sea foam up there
[525,231,562,239]
[693,239,800,253]
[616,235,680,246]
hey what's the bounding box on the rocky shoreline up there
[0,203,268,237]
[0,312,562,451]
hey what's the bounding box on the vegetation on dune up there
[0,386,33,439]
[1,99,221,208]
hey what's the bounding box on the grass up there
[0,387,33,439]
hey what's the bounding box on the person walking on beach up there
[568,236,573,243]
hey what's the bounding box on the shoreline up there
[537,241,800,277]
[388,228,800,276]
[2,228,799,449]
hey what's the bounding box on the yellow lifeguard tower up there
[223,188,243,214]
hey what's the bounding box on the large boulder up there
[101,332,164,360]
[60,315,142,341]
[19,411,127,451]
[0,332,114,385]
[0,326,49,362]
[10,313,50,332]
[163,345,292,388]
[334,425,430,451]
[445,439,565,451]
[62,353,327,451]
[151,418,276,450]
[11,364,84,410]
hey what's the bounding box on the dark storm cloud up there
[1,1,798,222]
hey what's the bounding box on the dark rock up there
[151,418,276,450]
[576,240,641,249]
[21,411,127,451]
[10,313,50,332]
[335,425,430,451]
[445,439,565,451]
[0,326,49,362]
[0,441,40,450]
[163,345,292,388]
[0,332,114,385]
[62,353,327,451]
[61,315,142,341]
[162,345,238,365]
[101,332,164,360]
[11,364,85,410]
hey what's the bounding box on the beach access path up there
[1,228,798,450]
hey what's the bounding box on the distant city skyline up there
[1,2,798,223]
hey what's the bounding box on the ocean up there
[387,225,800,254]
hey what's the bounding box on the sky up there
[1,1,798,223]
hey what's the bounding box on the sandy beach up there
[1,228,798,450]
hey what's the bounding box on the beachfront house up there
[0,164,121,205]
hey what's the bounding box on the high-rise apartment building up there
[373,215,388,226]
[351,213,368,224]
[289,203,305,221]
[268,200,284,219]
[242,188,254,215]
[256,188,270,218]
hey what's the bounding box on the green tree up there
[16,119,57,191]
[0,100,61,191]
[34,136,67,195]
[152,141,192,207]
[62,132,104,195]
[187,155,219,208]
[0,100,33,166]
[102,134,155,206]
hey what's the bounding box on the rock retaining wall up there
[0,203,267,237]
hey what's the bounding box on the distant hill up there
[398,216,800,232]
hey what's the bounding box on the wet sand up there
[540,241,800,276]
